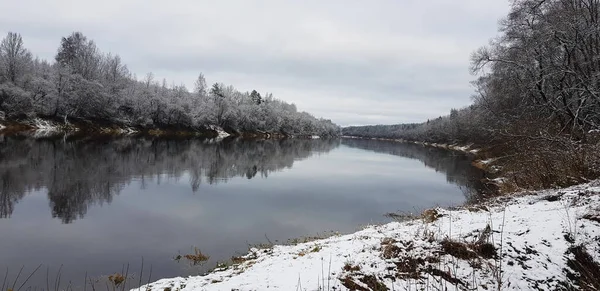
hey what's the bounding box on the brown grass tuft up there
[343,263,361,272]
[108,273,125,286]
[183,248,210,265]
[441,239,497,260]
[231,256,247,265]
[381,244,402,260]
[340,276,369,291]
[422,209,442,223]
[564,245,600,290]
[359,275,389,291]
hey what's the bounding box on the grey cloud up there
[0,0,509,125]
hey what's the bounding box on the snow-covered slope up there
[140,182,600,290]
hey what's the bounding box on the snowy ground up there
[139,182,600,290]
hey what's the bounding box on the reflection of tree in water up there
[0,136,339,223]
[342,139,492,201]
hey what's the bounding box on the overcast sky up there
[0,0,510,126]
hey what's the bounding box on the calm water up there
[0,136,486,288]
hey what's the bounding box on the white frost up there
[30,118,61,135]
[139,181,600,290]
[208,125,230,138]
[479,158,497,165]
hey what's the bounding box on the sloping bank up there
[0,118,307,139]
[139,181,600,290]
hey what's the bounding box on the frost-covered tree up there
[0,32,32,84]
[0,31,340,136]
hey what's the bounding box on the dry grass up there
[108,273,126,286]
[230,256,248,265]
[440,239,497,260]
[582,211,600,224]
[564,244,600,290]
[182,248,210,265]
[342,263,361,273]
[422,209,442,223]
[385,208,443,223]
[488,139,600,191]
[340,275,389,291]
[340,276,369,291]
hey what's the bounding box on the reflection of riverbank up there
[0,136,340,222]
[342,138,495,201]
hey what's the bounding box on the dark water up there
[0,136,486,289]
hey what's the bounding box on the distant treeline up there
[0,32,340,136]
[344,0,600,189]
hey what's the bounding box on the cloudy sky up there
[0,0,509,126]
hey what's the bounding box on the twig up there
[16,264,42,291]
[46,266,50,291]
[327,255,332,291]
[121,264,129,291]
[2,267,8,291]
[11,266,25,291]
[497,205,507,290]
[54,265,63,291]
[145,265,153,290]
[138,257,144,291]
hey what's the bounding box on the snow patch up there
[30,118,61,134]
[208,125,230,138]
[106,127,138,135]
[0,123,5,131]
[479,158,497,165]
[138,182,600,291]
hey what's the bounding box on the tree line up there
[0,32,340,136]
[344,0,600,188]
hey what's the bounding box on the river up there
[0,135,488,289]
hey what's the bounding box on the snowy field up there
[139,181,600,290]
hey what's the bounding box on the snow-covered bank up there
[207,125,230,138]
[140,182,600,290]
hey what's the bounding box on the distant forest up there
[0,32,339,136]
[344,0,600,188]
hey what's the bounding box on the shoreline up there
[139,180,600,290]
[0,118,321,139]
[342,136,508,194]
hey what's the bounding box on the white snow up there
[32,118,59,130]
[30,118,62,135]
[0,123,5,130]
[478,158,497,165]
[208,125,230,138]
[106,127,138,135]
[139,181,600,291]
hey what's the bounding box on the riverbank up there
[0,117,313,139]
[139,181,600,290]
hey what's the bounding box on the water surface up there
[0,136,484,288]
